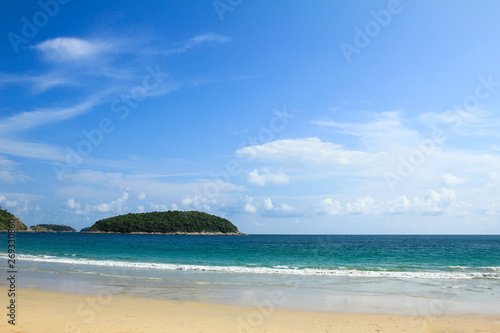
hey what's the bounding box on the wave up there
[2,253,499,280]
[479,266,500,271]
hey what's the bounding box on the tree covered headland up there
[0,207,28,231]
[35,224,77,232]
[89,211,242,234]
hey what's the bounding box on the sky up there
[1,0,500,234]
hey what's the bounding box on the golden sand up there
[1,287,499,333]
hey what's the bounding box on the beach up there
[1,287,499,333]
[1,234,500,332]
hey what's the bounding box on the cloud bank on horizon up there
[1,1,500,233]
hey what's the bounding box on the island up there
[0,208,28,231]
[30,224,77,232]
[1,208,80,232]
[89,210,246,235]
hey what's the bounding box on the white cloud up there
[64,170,244,203]
[0,196,36,216]
[34,37,109,62]
[166,33,231,55]
[0,95,101,162]
[0,156,29,183]
[317,188,464,216]
[263,198,274,210]
[313,111,420,149]
[243,203,257,213]
[181,197,193,206]
[138,192,146,200]
[181,195,216,212]
[239,196,295,215]
[420,109,500,137]
[237,137,380,168]
[67,198,81,209]
[441,173,465,186]
[0,96,100,133]
[247,168,289,186]
[345,196,377,214]
[4,200,18,208]
[150,203,169,211]
[0,138,65,162]
[316,198,342,215]
[0,72,74,94]
[278,203,294,212]
[137,205,145,213]
[67,191,129,214]
[95,191,128,213]
[242,196,257,213]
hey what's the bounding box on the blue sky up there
[2,0,500,234]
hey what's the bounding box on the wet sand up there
[1,287,499,333]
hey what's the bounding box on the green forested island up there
[32,224,77,232]
[0,208,28,231]
[1,208,78,232]
[90,211,245,235]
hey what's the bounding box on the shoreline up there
[1,287,499,332]
[0,230,247,235]
[88,230,248,235]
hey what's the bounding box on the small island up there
[1,207,78,232]
[31,224,77,232]
[89,211,246,235]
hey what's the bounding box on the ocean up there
[2,234,499,315]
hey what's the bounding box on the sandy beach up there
[1,287,499,333]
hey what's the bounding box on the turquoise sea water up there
[1,234,499,314]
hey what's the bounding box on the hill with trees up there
[89,211,244,235]
[33,224,77,232]
[0,208,28,231]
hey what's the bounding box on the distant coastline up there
[88,230,247,235]
[0,208,246,235]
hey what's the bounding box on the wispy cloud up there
[161,33,231,55]
[420,109,500,137]
[0,156,29,183]
[34,37,111,62]
[441,173,466,186]
[0,138,65,162]
[0,96,100,133]
[313,111,420,149]
[0,95,102,162]
[0,72,74,94]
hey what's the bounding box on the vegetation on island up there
[90,211,242,234]
[1,208,78,232]
[33,224,77,232]
[0,207,28,231]
[29,225,49,232]
[80,227,92,232]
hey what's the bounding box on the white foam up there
[479,266,500,271]
[2,253,499,280]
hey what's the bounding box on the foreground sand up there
[1,287,499,333]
